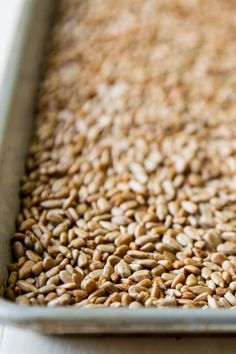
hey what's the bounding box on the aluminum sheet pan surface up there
[1,0,236,334]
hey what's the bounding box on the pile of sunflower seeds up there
[5,0,236,308]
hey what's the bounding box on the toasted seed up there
[16,280,37,293]
[26,250,41,263]
[222,261,235,276]
[103,263,114,279]
[39,284,56,294]
[20,218,36,231]
[181,201,198,214]
[68,238,85,249]
[77,252,88,268]
[135,235,160,247]
[99,221,119,231]
[211,252,227,265]
[130,270,151,282]
[48,294,71,307]
[229,281,236,291]
[129,301,143,308]
[115,260,131,278]
[7,271,17,288]
[12,241,24,259]
[111,216,132,225]
[15,295,30,305]
[45,266,60,278]
[41,200,63,209]
[172,273,185,288]
[201,267,212,280]
[19,260,34,279]
[97,244,115,253]
[81,278,97,293]
[89,269,103,280]
[184,265,200,275]
[224,291,236,306]
[211,272,225,287]
[217,242,236,255]
[189,286,212,295]
[207,295,219,309]
[134,259,157,268]
[156,298,177,307]
[156,203,168,221]
[115,234,133,247]
[114,245,129,257]
[59,270,73,284]
[32,261,43,275]
[129,180,146,194]
[53,221,70,237]
[127,250,149,259]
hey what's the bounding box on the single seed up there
[12,241,24,259]
[19,260,34,279]
[81,278,97,293]
[224,291,236,306]
[181,201,198,214]
[48,294,71,307]
[129,270,151,282]
[114,260,131,278]
[16,280,37,293]
[15,295,30,305]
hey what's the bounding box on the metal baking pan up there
[1,0,236,335]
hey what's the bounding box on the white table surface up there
[0,1,236,353]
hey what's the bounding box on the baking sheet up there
[1,0,236,334]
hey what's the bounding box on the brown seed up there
[156,298,177,307]
[77,252,88,268]
[181,201,198,214]
[217,242,236,255]
[201,267,212,280]
[32,261,43,275]
[97,244,115,253]
[129,301,143,308]
[16,280,37,293]
[172,273,185,288]
[224,291,236,306]
[114,245,129,257]
[135,235,160,247]
[43,256,56,270]
[12,241,24,259]
[115,234,133,247]
[211,252,227,265]
[134,259,157,268]
[207,295,219,309]
[20,218,36,231]
[15,295,30,305]
[46,274,60,286]
[48,294,71,307]
[189,286,212,295]
[45,266,60,278]
[211,272,225,287]
[81,278,97,293]
[68,238,86,249]
[114,260,131,278]
[229,281,236,291]
[129,270,151,282]
[26,250,41,263]
[19,260,34,279]
[39,284,56,294]
[59,270,73,284]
